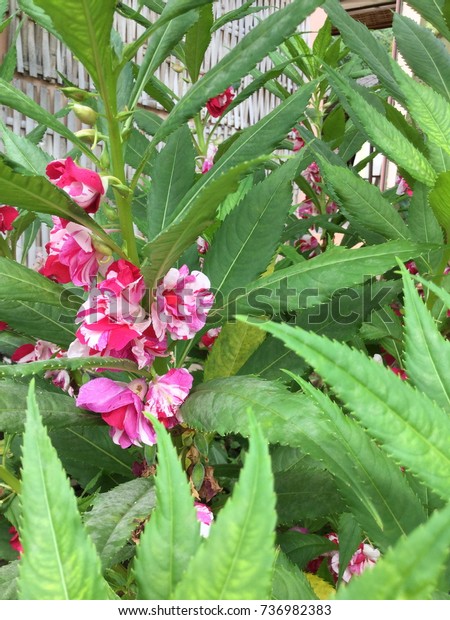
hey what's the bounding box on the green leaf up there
[211,0,262,33]
[231,241,429,315]
[391,63,450,155]
[204,158,298,298]
[174,419,277,599]
[403,0,450,41]
[272,551,318,600]
[320,162,411,241]
[150,0,324,143]
[181,376,426,550]
[142,81,316,286]
[0,562,19,600]
[85,478,156,569]
[147,125,195,240]
[337,513,362,585]
[325,68,436,186]
[393,14,450,101]
[0,379,97,434]
[238,333,308,382]
[0,356,150,381]
[324,0,403,101]
[134,422,201,599]
[0,120,50,175]
[185,3,213,82]
[255,320,450,502]
[204,321,266,382]
[408,183,444,245]
[0,80,92,158]
[18,381,109,600]
[0,300,75,347]
[0,161,121,254]
[429,171,450,232]
[33,0,115,94]
[278,532,336,571]
[337,502,450,600]
[17,0,58,37]
[400,263,450,412]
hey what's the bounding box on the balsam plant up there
[0,0,449,600]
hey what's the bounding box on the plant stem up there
[0,465,21,494]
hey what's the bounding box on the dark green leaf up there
[185,4,214,82]
[272,551,318,600]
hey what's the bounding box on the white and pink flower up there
[144,368,193,429]
[292,128,305,152]
[201,144,218,174]
[295,199,318,220]
[302,162,322,194]
[325,533,380,583]
[11,340,59,363]
[199,327,222,350]
[151,265,214,341]
[98,259,146,306]
[76,377,156,449]
[396,175,413,197]
[295,234,320,258]
[195,502,214,538]
[46,158,105,214]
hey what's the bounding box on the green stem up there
[194,114,207,154]
[0,465,21,494]
[104,90,139,266]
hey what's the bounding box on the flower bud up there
[74,129,97,144]
[72,104,98,125]
[91,238,114,256]
[59,86,93,102]
[172,63,184,73]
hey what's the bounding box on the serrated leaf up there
[85,478,156,569]
[393,14,450,101]
[255,320,450,502]
[272,551,318,600]
[429,171,450,232]
[320,162,411,241]
[204,158,298,299]
[401,263,450,412]
[408,183,444,245]
[147,125,195,240]
[230,241,429,315]
[0,300,75,347]
[238,333,308,381]
[0,561,19,600]
[278,531,337,570]
[325,68,436,186]
[0,379,97,434]
[204,321,266,381]
[337,502,450,600]
[134,422,201,599]
[403,0,450,41]
[337,513,362,585]
[0,80,91,157]
[174,419,277,600]
[181,375,426,550]
[0,120,50,175]
[33,0,115,95]
[185,3,213,82]
[18,381,108,599]
[391,63,450,155]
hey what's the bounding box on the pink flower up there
[11,340,59,363]
[144,368,193,429]
[326,534,380,583]
[0,205,19,233]
[206,87,235,118]
[196,237,210,255]
[292,128,305,152]
[40,217,108,289]
[302,162,322,194]
[201,144,218,174]
[396,176,413,197]
[195,502,214,538]
[295,234,320,258]
[199,327,222,350]
[151,265,214,340]
[9,526,23,556]
[295,199,318,220]
[98,259,146,306]
[76,377,156,448]
[326,201,338,215]
[46,158,104,214]
[0,321,8,331]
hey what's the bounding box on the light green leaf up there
[204,158,298,298]
[400,263,450,412]
[272,551,318,601]
[325,68,436,186]
[0,562,19,600]
[408,183,443,245]
[0,119,50,174]
[134,422,201,599]
[231,241,428,315]
[337,513,362,585]
[33,0,115,94]
[403,0,450,41]
[18,381,109,600]
[393,14,450,101]
[204,321,266,382]
[0,80,92,158]
[18,0,58,37]
[181,376,426,550]
[85,478,156,569]
[185,4,214,82]
[255,320,450,501]
[0,379,97,434]
[391,63,450,155]
[320,162,411,240]
[337,502,450,600]
[238,333,308,382]
[174,419,277,600]
[429,171,450,232]
[147,125,195,240]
